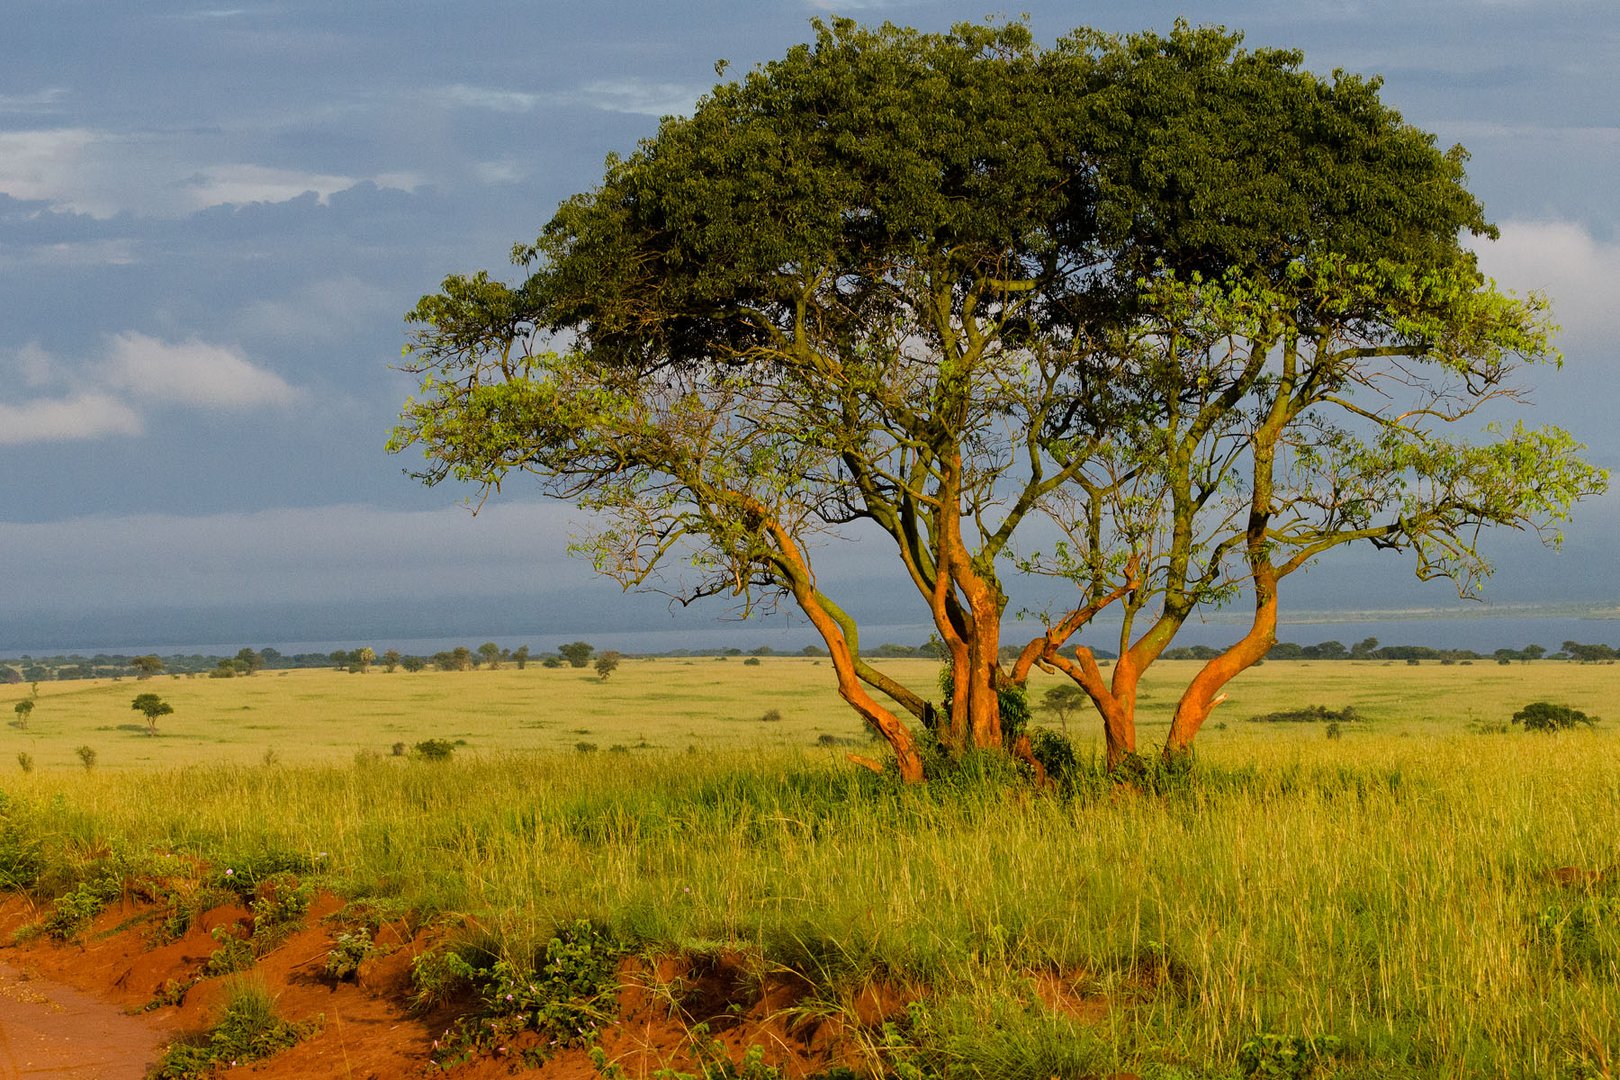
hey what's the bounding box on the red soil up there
[0,892,908,1079]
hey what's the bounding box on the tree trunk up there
[1164,571,1278,757]
[754,505,926,781]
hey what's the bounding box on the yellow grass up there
[1,656,1614,770]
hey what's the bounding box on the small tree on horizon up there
[382,649,402,673]
[12,699,33,730]
[512,645,531,669]
[478,642,503,669]
[558,642,595,669]
[131,692,173,735]
[131,655,163,679]
[594,651,623,681]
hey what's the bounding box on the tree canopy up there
[392,18,1605,779]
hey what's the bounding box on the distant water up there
[10,615,1620,660]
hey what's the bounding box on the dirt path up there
[0,961,165,1079]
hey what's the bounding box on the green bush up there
[1511,702,1598,732]
[412,738,456,760]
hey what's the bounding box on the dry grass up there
[1,656,1613,770]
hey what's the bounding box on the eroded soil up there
[0,892,910,1079]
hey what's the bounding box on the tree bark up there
[1164,569,1278,757]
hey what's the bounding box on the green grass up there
[4,660,1620,1076]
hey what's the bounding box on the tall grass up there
[4,729,1619,1076]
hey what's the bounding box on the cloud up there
[0,333,301,444]
[0,127,418,218]
[441,84,543,113]
[0,129,105,208]
[0,88,68,114]
[0,393,143,445]
[103,332,301,408]
[1471,220,1620,351]
[179,164,367,210]
[574,79,704,117]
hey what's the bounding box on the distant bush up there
[575,742,598,754]
[759,708,783,723]
[412,739,456,760]
[15,752,31,773]
[743,656,762,666]
[1248,705,1359,724]
[1325,722,1343,740]
[1511,702,1598,733]
[74,745,96,770]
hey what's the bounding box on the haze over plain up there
[3,0,1617,652]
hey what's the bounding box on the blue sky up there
[3,0,1617,652]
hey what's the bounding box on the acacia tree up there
[392,19,1603,779]
[131,693,173,735]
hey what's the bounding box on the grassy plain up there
[3,659,1620,1077]
[1,656,1611,769]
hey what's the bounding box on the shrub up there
[412,738,456,760]
[575,742,598,754]
[324,927,377,982]
[759,708,783,723]
[75,745,97,770]
[1249,705,1359,724]
[1325,721,1343,740]
[743,656,762,666]
[1236,1032,1344,1078]
[152,976,319,1079]
[1511,701,1598,732]
[15,752,31,773]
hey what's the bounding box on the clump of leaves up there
[417,920,623,1068]
[152,976,319,1079]
[1248,705,1359,724]
[1512,702,1598,732]
[204,926,256,976]
[324,927,377,982]
[1236,1032,1346,1078]
[42,867,124,940]
[413,738,456,760]
[1532,891,1620,974]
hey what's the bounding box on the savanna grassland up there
[3,659,1619,1078]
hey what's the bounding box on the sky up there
[2,0,1618,654]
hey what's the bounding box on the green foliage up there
[74,744,96,769]
[41,865,125,940]
[559,642,596,668]
[0,794,44,890]
[130,692,174,733]
[1249,705,1360,724]
[204,925,256,976]
[1512,702,1598,732]
[421,920,623,1068]
[324,926,377,981]
[391,14,1604,775]
[1236,1032,1346,1078]
[413,738,457,760]
[249,872,314,948]
[595,651,623,681]
[152,976,318,1079]
[1026,727,1081,791]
